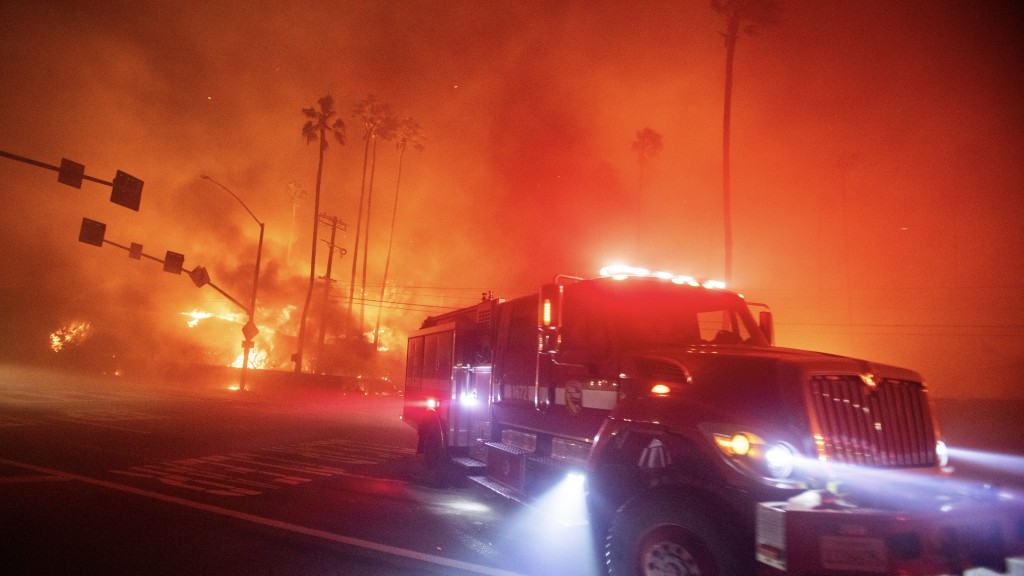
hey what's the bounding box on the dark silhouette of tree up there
[373,117,425,349]
[295,95,345,373]
[632,127,663,198]
[348,95,396,334]
[712,0,780,283]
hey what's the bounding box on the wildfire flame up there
[50,321,91,352]
[231,345,270,369]
[182,308,244,328]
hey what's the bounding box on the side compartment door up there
[403,324,455,436]
[450,364,492,447]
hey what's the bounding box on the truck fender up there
[588,422,716,528]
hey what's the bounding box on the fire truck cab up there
[402,267,1024,576]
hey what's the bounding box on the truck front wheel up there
[605,493,749,576]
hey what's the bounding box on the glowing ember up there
[49,321,91,352]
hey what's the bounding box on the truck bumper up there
[756,493,1024,575]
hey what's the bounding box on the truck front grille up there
[807,375,937,467]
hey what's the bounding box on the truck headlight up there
[707,426,804,488]
[935,440,949,468]
[765,443,795,479]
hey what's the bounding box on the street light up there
[200,175,264,392]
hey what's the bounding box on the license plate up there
[820,535,888,573]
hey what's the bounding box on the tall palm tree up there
[296,95,345,373]
[373,117,424,349]
[348,95,396,333]
[632,127,663,197]
[631,127,663,251]
[712,0,780,283]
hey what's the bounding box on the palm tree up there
[295,95,345,373]
[373,117,425,349]
[348,95,396,333]
[631,127,663,251]
[632,127,663,197]
[712,0,780,283]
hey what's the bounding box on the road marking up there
[0,416,38,428]
[111,439,415,496]
[0,474,72,484]
[0,457,524,576]
[61,409,166,422]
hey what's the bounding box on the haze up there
[1,1,1021,399]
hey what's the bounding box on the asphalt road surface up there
[2,364,1021,576]
[0,364,600,576]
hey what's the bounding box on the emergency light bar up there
[599,264,725,289]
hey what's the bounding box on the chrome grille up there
[808,375,936,467]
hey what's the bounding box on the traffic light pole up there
[239,221,264,392]
[200,176,264,393]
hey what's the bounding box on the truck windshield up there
[560,278,768,353]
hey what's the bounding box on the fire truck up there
[401,265,1024,576]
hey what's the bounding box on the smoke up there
[1,1,1022,395]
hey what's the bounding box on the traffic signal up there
[111,170,143,211]
[129,242,143,260]
[188,266,210,287]
[78,218,106,247]
[163,251,184,274]
[58,158,84,189]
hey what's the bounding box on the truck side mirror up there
[759,310,774,345]
[538,283,563,354]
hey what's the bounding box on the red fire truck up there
[401,266,1024,575]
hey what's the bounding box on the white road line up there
[0,457,524,576]
[0,474,72,484]
[48,417,155,434]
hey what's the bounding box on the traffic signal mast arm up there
[2,150,143,211]
[79,219,251,315]
[199,279,250,317]
[0,150,113,187]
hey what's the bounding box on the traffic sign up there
[242,320,259,341]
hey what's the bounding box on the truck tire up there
[605,493,750,576]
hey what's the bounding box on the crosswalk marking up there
[0,456,525,576]
[110,439,415,497]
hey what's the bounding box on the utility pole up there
[315,213,346,373]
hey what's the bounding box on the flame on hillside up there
[50,321,92,352]
[182,308,245,328]
[231,345,270,369]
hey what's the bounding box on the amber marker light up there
[650,383,672,396]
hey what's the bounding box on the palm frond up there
[330,119,346,146]
[302,121,318,144]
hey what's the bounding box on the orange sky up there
[1,1,1022,397]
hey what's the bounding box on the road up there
[2,364,1021,576]
[0,364,599,576]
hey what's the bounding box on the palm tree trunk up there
[374,147,406,348]
[296,132,326,372]
[722,17,739,284]
[349,133,372,333]
[360,137,379,331]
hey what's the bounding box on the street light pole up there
[200,175,264,392]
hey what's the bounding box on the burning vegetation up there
[49,321,92,353]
